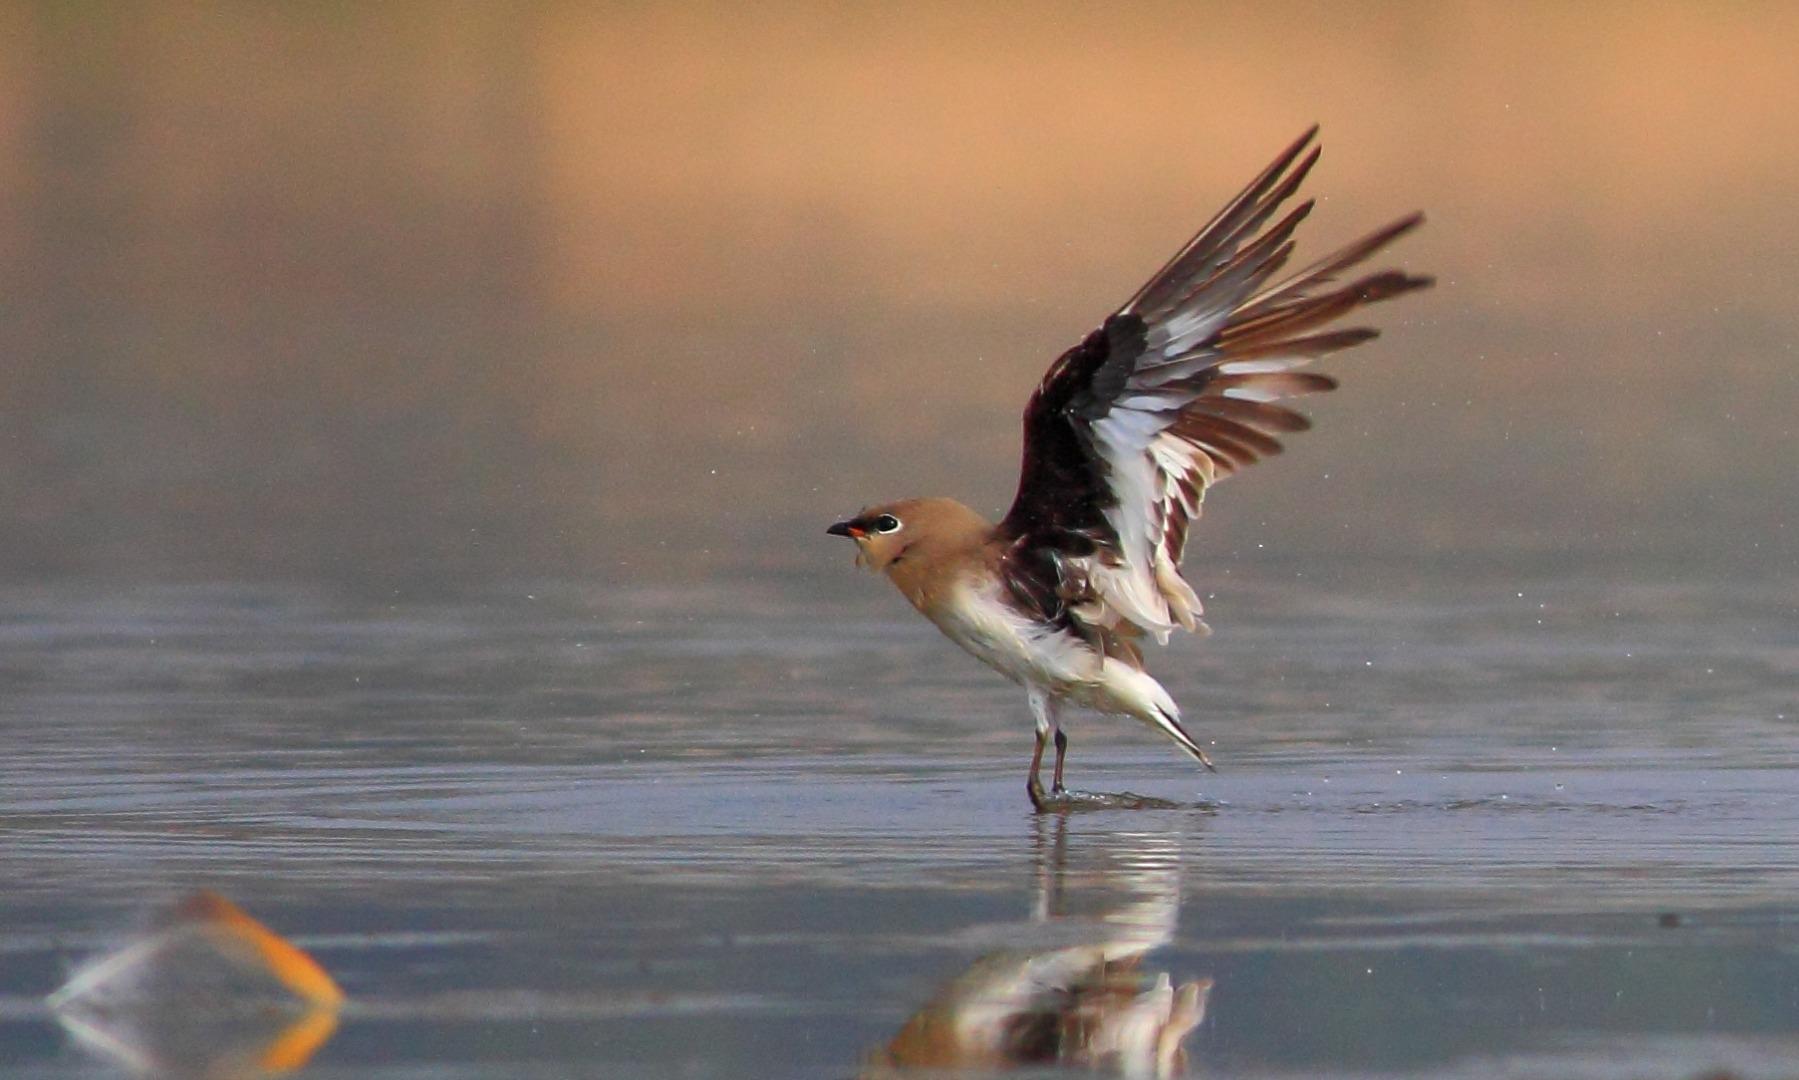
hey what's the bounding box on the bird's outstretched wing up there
[996,128,1431,645]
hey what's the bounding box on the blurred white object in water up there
[48,891,343,1078]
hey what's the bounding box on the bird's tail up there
[1148,703,1216,772]
[1102,659,1217,771]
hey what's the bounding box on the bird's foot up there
[1029,787,1188,812]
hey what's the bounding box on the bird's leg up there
[1025,687,1060,811]
[1027,728,1049,810]
[1026,686,1188,810]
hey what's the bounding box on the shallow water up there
[2,559,1796,1078]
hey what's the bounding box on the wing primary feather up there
[1171,413,1286,458]
[1184,397,1313,433]
[1208,371,1339,401]
[1136,191,1325,373]
[1141,197,1317,352]
[1238,212,1428,317]
[1221,327,1382,362]
[1122,127,1320,317]
[1139,170,1318,320]
[1220,270,1430,352]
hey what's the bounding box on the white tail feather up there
[1094,660,1217,771]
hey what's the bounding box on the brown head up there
[826,497,992,575]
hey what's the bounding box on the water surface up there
[2,559,1794,1078]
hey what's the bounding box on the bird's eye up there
[873,514,901,534]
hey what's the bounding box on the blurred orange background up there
[2,3,1793,583]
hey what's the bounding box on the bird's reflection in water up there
[866,818,1210,1077]
[48,891,343,1079]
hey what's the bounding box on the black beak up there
[827,519,860,538]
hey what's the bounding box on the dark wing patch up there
[1001,315,1146,546]
[995,534,1069,628]
[994,534,1150,671]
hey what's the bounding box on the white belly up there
[927,579,1102,690]
[923,578,1182,726]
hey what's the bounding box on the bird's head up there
[827,498,988,574]
[826,502,910,572]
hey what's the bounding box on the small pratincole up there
[829,128,1430,809]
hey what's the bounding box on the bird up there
[828,128,1431,809]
